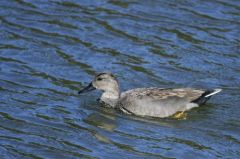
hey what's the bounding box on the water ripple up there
[0,0,239,158]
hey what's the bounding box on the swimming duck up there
[78,73,222,118]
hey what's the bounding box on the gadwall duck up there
[78,73,222,118]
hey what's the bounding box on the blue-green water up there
[0,0,239,158]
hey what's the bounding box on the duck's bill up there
[78,83,96,94]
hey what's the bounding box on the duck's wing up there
[121,87,204,101]
[119,88,221,117]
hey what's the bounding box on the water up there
[0,0,239,158]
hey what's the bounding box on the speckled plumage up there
[121,88,204,101]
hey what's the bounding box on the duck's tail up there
[192,89,222,105]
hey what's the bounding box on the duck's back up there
[118,88,205,118]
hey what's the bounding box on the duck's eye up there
[97,78,103,81]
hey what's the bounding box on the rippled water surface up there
[0,0,240,158]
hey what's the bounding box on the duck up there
[78,72,222,118]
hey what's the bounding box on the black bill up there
[78,83,96,94]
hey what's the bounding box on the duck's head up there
[78,73,120,96]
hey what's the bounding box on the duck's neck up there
[100,90,120,107]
